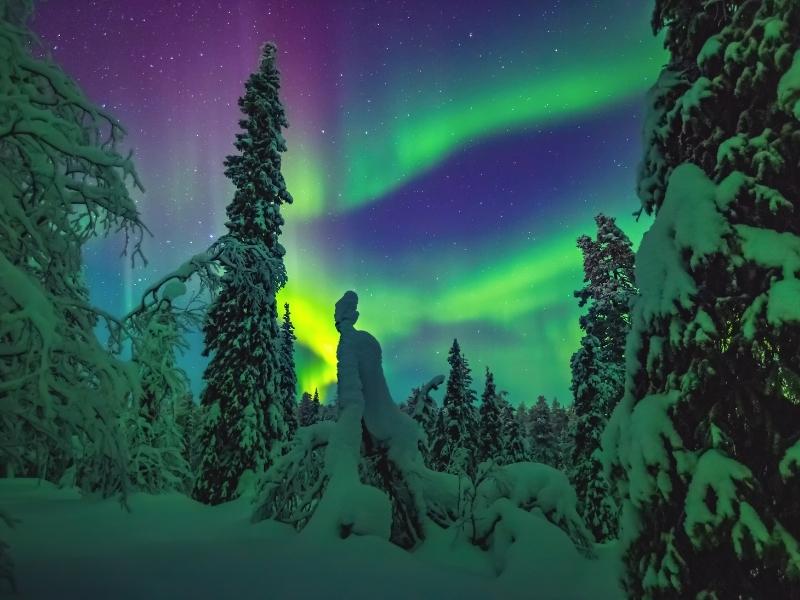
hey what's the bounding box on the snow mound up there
[1,479,623,599]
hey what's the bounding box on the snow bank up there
[1,479,623,599]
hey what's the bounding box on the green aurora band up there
[70,1,666,407]
[280,201,650,404]
[274,19,666,401]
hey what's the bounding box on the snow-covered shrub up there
[472,462,594,560]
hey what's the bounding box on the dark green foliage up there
[651,0,741,71]
[194,44,292,505]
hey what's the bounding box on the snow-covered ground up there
[1,479,623,599]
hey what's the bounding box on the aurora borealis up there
[31,1,665,406]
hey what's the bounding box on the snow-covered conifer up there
[477,368,502,464]
[550,399,573,472]
[313,389,327,417]
[606,2,800,594]
[404,375,444,467]
[528,396,556,465]
[298,391,320,427]
[279,303,298,440]
[194,43,293,505]
[570,213,635,541]
[176,394,202,481]
[430,339,478,475]
[498,398,527,465]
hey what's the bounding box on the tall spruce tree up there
[477,368,503,464]
[194,43,293,505]
[279,303,298,440]
[318,390,339,421]
[549,398,572,472]
[297,391,320,427]
[605,1,800,595]
[176,394,202,484]
[430,339,478,475]
[570,214,635,542]
[499,398,528,465]
[528,396,556,465]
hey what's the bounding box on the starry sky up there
[31,0,666,406]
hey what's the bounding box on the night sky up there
[31,1,666,406]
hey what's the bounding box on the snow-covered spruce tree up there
[297,391,320,427]
[176,394,202,481]
[499,398,528,465]
[319,390,338,421]
[194,43,293,505]
[573,344,618,542]
[571,213,635,542]
[550,398,573,472]
[477,368,502,464]
[528,396,556,465]
[404,375,444,467]
[279,303,298,441]
[0,0,146,496]
[604,1,800,595]
[516,404,533,460]
[430,339,479,475]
